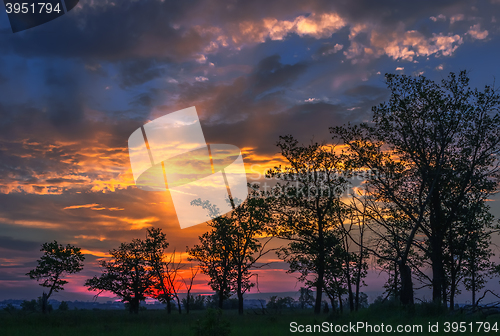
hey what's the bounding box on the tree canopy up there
[27,241,85,313]
[332,71,500,306]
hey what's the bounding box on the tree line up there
[27,71,500,315]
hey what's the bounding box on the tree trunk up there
[166,297,172,314]
[314,271,324,314]
[176,296,182,314]
[398,262,413,305]
[186,294,190,314]
[472,267,476,307]
[355,215,365,311]
[332,276,343,313]
[394,260,399,301]
[327,294,336,314]
[449,283,455,311]
[314,224,325,314]
[337,290,343,313]
[355,244,363,311]
[237,266,244,315]
[429,190,446,306]
[129,297,140,314]
[343,233,355,312]
[442,277,448,308]
[346,263,354,312]
[218,290,224,309]
[355,281,360,312]
[448,269,457,311]
[41,292,48,314]
[237,291,244,315]
[430,236,445,305]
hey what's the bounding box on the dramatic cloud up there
[118,59,168,88]
[450,14,465,24]
[430,14,447,22]
[345,26,464,62]
[467,23,489,39]
[225,12,346,45]
[0,134,134,194]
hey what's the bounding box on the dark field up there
[1,304,499,336]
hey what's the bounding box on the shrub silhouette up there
[193,309,231,336]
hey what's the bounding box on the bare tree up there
[181,264,200,314]
[142,228,186,313]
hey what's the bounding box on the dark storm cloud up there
[171,54,308,122]
[118,59,168,88]
[4,61,86,130]
[131,92,154,107]
[0,98,142,144]
[206,0,479,27]
[0,236,39,252]
[175,0,497,67]
[322,0,467,25]
[48,99,85,128]
[1,0,207,61]
[0,271,33,282]
[343,84,387,98]
[2,0,491,63]
[202,101,372,156]
[249,55,307,95]
[147,52,388,155]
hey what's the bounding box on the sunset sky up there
[0,0,500,303]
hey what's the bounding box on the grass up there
[0,303,498,335]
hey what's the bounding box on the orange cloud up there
[80,249,111,258]
[0,137,135,195]
[366,27,463,62]
[195,12,346,49]
[63,203,101,210]
[467,24,488,39]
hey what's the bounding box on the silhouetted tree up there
[3,303,16,314]
[266,295,295,312]
[181,264,200,314]
[21,299,38,313]
[85,239,152,314]
[188,201,236,310]
[265,135,351,314]
[142,228,183,314]
[189,196,272,314]
[332,71,500,305]
[85,228,184,314]
[351,203,369,312]
[182,294,206,312]
[336,196,369,313]
[27,241,85,314]
[58,301,69,311]
[457,203,498,308]
[164,251,184,314]
[298,287,314,309]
